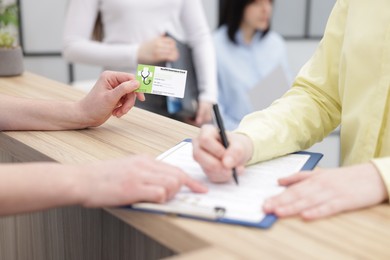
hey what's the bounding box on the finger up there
[195,107,211,126]
[163,50,179,62]
[278,171,313,186]
[112,83,141,117]
[158,40,179,59]
[196,125,225,159]
[150,159,207,194]
[112,80,140,102]
[111,95,131,117]
[208,171,234,183]
[193,138,232,182]
[165,37,176,46]
[222,139,247,169]
[103,71,136,87]
[142,163,199,199]
[271,189,334,217]
[158,44,176,53]
[202,112,212,123]
[112,108,120,117]
[160,37,176,48]
[146,174,183,200]
[184,176,208,193]
[301,199,347,220]
[155,39,175,52]
[137,186,168,203]
[263,181,318,213]
[195,113,203,126]
[236,165,245,176]
[136,92,145,101]
[117,93,137,117]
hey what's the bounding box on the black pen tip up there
[233,173,239,185]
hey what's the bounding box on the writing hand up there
[193,125,253,183]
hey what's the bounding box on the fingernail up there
[200,185,208,193]
[129,80,139,87]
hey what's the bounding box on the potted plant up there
[0,0,23,76]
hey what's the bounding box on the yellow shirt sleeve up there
[235,0,349,164]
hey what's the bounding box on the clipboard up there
[128,139,323,229]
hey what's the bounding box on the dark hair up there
[219,0,272,44]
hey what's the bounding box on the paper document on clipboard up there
[131,140,322,228]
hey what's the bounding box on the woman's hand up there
[263,163,388,220]
[80,155,208,207]
[77,71,145,127]
[138,35,179,64]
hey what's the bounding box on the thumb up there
[222,142,246,169]
[112,80,140,100]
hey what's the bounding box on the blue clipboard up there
[127,139,323,229]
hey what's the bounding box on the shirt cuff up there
[232,130,259,166]
[371,157,390,202]
[198,89,217,103]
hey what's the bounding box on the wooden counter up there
[1,72,389,259]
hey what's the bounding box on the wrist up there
[67,164,92,207]
[237,133,254,164]
[45,163,89,208]
[73,100,96,128]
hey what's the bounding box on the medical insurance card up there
[135,64,187,98]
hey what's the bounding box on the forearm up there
[0,163,85,216]
[62,40,139,70]
[192,41,218,103]
[0,96,88,131]
[62,0,138,70]
[181,0,217,103]
[236,86,341,164]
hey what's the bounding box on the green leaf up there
[0,3,19,28]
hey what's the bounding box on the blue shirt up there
[214,26,292,130]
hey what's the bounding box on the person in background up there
[0,71,206,216]
[193,0,389,219]
[215,0,292,130]
[62,0,217,126]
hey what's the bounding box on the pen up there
[212,104,239,185]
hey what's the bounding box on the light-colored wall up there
[19,0,339,167]
[20,0,333,82]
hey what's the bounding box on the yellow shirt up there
[236,0,390,194]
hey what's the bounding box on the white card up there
[135,64,187,98]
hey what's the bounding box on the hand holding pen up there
[212,104,239,185]
[192,104,254,184]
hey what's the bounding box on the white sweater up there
[62,0,217,102]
